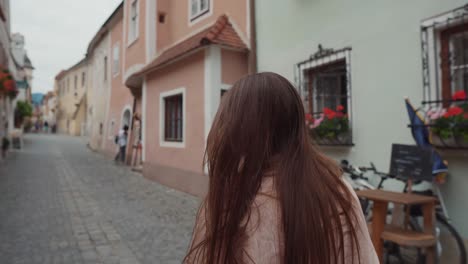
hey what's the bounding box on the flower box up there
[306,105,353,146]
[0,67,18,99]
[427,91,468,149]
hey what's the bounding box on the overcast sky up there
[11,0,122,94]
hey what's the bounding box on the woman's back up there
[184,72,377,263]
[187,176,378,263]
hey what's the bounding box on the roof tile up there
[133,14,248,79]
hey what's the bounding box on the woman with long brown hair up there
[184,72,377,263]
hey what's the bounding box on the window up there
[74,75,78,90]
[190,0,210,21]
[112,43,120,76]
[221,89,228,98]
[421,6,468,104]
[306,60,348,113]
[442,27,468,100]
[109,120,115,138]
[164,95,183,142]
[295,46,353,145]
[104,56,108,81]
[129,0,139,43]
[82,72,86,87]
[158,12,166,24]
[99,123,103,135]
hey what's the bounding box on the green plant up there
[16,100,33,119]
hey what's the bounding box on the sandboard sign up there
[389,144,433,182]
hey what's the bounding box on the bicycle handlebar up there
[343,161,399,183]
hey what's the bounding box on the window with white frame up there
[164,94,183,142]
[295,46,353,146]
[190,0,210,21]
[129,0,139,43]
[113,43,120,76]
[160,88,186,147]
[421,6,468,103]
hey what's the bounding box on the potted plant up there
[428,91,468,147]
[0,67,18,100]
[305,105,351,144]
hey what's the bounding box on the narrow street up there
[0,134,199,264]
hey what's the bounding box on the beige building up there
[86,20,112,151]
[55,59,88,136]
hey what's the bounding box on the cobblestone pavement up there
[0,134,200,264]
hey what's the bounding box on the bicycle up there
[341,160,467,264]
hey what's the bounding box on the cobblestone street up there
[0,134,199,264]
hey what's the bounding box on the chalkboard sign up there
[389,144,433,181]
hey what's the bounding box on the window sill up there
[189,10,211,26]
[127,36,139,48]
[160,140,185,148]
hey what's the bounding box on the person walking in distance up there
[114,125,129,164]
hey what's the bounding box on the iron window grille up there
[295,45,353,146]
[416,5,468,149]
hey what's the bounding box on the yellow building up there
[55,59,88,136]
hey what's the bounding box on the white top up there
[117,129,127,147]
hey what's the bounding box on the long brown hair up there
[185,72,360,264]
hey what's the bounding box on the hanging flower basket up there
[305,105,352,145]
[428,91,468,148]
[0,67,18,99]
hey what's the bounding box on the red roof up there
[134,15,248,78]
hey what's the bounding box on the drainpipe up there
[248,0,257,74]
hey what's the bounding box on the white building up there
[255,0,468,241]
[11,33,33,104]
[0,0,17,151]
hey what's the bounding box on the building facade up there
[86,14,114,151]
[123,0,252,195]
[0,0,12,142]
[255,0,468,238]
[56,59,88,136]
[101,4,137,159]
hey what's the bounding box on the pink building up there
[102,4,137,159]
[125,0,253,196]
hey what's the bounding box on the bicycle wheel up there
[435,214,467,264]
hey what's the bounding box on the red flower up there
[323,107,337,119]
[337,105,344,112]
[443,106,463,117]
[305,113,313,122]
[4,79,15,91]
[452,90,467,101]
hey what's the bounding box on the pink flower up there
[310,114,324,128]
[427,107,446,120]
